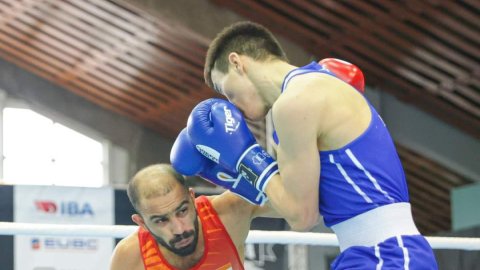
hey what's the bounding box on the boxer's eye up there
[153,217,168,224]
[177,207,188,217]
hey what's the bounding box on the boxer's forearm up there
[265,174,320,231]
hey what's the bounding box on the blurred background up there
[0,0,478,269]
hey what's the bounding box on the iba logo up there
[35,201,57,213]
[35,200,94,216]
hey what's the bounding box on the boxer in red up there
[110,164,275,270]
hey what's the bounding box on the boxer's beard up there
[148,216,200,257]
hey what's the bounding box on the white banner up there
[14,185,114,270]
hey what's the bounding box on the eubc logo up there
[31,237,98,251]
[31,238,40,250]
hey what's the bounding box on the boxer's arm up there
[264,87,322,231]
[214,190,280,219]
[251,200,282,218]
[210,191,280,253]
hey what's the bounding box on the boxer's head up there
[128,164,199,257]
[205,21,288,121]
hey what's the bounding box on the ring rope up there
[1,222,479,250]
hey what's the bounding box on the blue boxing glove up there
[170,128,267,205]
[187,99,278,193]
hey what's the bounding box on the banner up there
[14,185,114,270]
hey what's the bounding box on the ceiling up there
[0,0,214,138]
[0,0,477,234]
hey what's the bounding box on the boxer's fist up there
[319,58,365,93]
[170,128,267,205]
[187,99,278,192]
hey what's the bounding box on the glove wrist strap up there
[237,144,279,192]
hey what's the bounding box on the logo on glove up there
[223,106,240,134]
[196,145,220,163]
[216,171,242,189]
[239,164,258,187]
[252,151,269,165]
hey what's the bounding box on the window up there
[2,107,106,187]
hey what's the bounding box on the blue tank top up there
[274,62,409,227]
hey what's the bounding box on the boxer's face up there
[211,56,269,121]
[133,186,199,257]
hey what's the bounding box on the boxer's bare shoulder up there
[110,231,143,270]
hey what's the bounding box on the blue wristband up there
[237,144,279,192]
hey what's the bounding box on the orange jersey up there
[138,195,244,270]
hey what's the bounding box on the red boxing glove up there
[319,58,365,94]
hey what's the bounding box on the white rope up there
[1,222,479,250]
[0,222,137,238]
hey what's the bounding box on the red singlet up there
[138,196,244,270]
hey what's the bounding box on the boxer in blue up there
[172,21,438,269]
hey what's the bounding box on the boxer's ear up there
[132,214,146,229]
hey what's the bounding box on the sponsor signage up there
[14,185,114,270]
